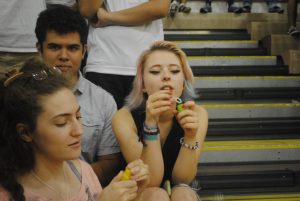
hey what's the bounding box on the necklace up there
[31,163,70,200]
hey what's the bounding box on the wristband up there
[144,134,160,141]
[180,137,199,150]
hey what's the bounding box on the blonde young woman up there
[113,41,208,201]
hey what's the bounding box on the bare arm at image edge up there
[88,0,170,27]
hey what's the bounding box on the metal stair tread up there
[194,76,300,88]
[184,48,267,56]
[203,139,300,151]
[195,75,300,79]
[191,65,289,75]
[188,55,275,59]
[200,192,300,201]
[200,102,300,119]
[175,41,259,51]
[164,30,250,42]
[188,56,277,66]
[201,102,300,108]
[174,40,259,49]
[164,30,249,35]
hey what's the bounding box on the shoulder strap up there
[131,108,146,141]
[67,160,82,182]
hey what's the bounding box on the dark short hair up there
[35,5,88,46]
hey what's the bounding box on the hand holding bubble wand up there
[175,97,184,112]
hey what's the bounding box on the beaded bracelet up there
[143,122,159,135]
[141,122,160,144]
[179,137,199,150]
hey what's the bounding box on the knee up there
[140,187,170,201]
[171,186,198,201]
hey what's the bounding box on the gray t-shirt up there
[75,73,120,163]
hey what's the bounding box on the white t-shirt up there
[0,0,46,52]
[46,0,75,7]
[84,0,164,76]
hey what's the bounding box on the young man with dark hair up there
[35,5,124,186]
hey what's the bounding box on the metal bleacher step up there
[197,87,300,101]
[197,139,300,195]
[197,172,300,200]
[200,110,299,170]
[194,76,300,89]
[200,102,300,119]
[200,118,300,195]
[171,38,266,56]
[164,30,251,41]
[194,76,300,100]
[183,47,267,56]
[207,117,300,141]
[201,139,300,163]
[200,192,300,201]
[197,160,300,176]
[175,40,259,49]
[192,64,289,76]
[198,170,296,189]
[196,159,300,198]
[188,55,277,66]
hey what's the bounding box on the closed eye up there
[55,122,67,127]
[149,70,160,75]
[171,69,180,74]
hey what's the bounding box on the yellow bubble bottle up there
[121,168,131,181]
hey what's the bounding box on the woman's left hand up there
[175,101,199,139]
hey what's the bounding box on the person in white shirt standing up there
[46,0,76,8]
[0,0,46,75]
[77,0,170,109]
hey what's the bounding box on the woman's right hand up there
[99,172,138,201]
[145,89,173,126]
[127,159,150,190]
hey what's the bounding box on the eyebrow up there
[150,64,180,68]
[51,106,81,119]
[47,43,81,47]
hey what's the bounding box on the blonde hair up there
[125,41,197,111]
